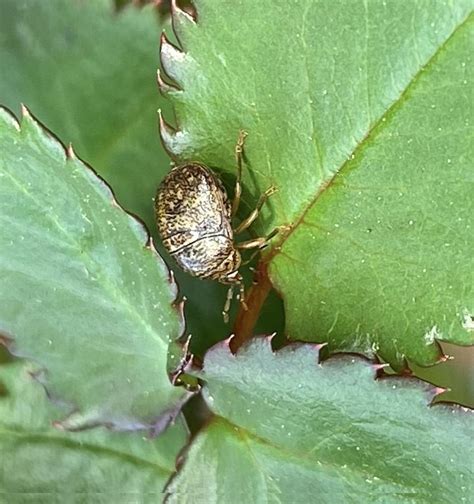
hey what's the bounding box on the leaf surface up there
[166,338,474,503]
[160,0,474,366]
[0,0,271,357]
[0,107,188,429]
[0,0,164,227]
[0,360,188,501]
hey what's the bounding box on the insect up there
[155,131,278,322]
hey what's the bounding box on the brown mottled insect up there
[155,131,277,322]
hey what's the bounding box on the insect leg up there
[222,284,234,324]
[241,248,263,266]
[234,185,277,235]
[236,227,279,250]
[238,280,248,311]
[231,130,248,217]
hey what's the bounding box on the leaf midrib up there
[0,426,172,475]
[206,417,410,491]
[266,10,473,264]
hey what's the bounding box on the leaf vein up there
[268,11,473,263]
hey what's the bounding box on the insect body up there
[155,131,277,321]
[156,162,241,279]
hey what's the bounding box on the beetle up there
[155,131,278,322]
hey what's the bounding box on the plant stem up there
[231,261,272,352]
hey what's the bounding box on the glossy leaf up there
[0,359,188,500]
[160,0,474,366]
[0,107,188,430]
[166,338,474,502]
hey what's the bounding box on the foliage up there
[0,360,187,501]
[167,338,473,503]
[161,0,473,367]
[0,0,472,501]
[0,0,251,357]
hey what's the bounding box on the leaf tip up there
[16,105,69,162]
[159,30,168,48]
[218,334,236,354]
[171,0,196,24]
[170,0,197,49]
[159,108,187,159]
[371,362,391,378]
[160,31,183,61]
[314,341,328,352]
[160,32,186,84]
[264,332,277,345]
[66,143,76,160]
[20,103,32,119]
[428,386,449,404]
[157,68,180,96]
[158,108,175,136]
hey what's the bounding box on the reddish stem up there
[231,261,272,352]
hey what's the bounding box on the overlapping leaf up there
[160,0,474,366]
[0,0,164,227]
[166,338,474,503]
[0,107,188,429]
[0,360,188,500]
[0,0,276,356]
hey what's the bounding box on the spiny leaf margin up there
[157,0,474,368]
[0,105,190,432]
[166,336,473,503]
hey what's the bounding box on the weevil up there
[155,131,278,322]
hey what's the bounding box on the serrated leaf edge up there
[159,3,474,366]
[0,104,193,432]
[163,335,472,500]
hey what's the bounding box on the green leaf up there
[159,1,474,366]
[166,338,474,503]
[0,0,164,229]
[411,342,474,408]
[0,107,188,429]
[0,0,271,357]
[0,359,188,501]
